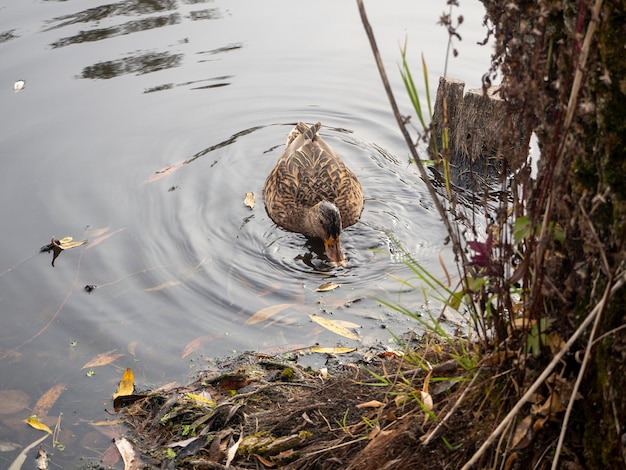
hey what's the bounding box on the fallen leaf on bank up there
[309,314,359,341]
[0,389,30,415]
[25,416,52,434]
[181,334,220,358]
[316,282,340,292]
[186,392,216,406]
[310,346,357,355]
[246,303,293,326]
[81,350,124,369]
[511,414,533,449]
[113,368,135,399]
[113,394,148,412]
[36,445,47,469]
[145,162,184,183]
[114,437,140,470]
[7,434,48,470]
[356,400,384,409]
[244,192,255,209]
[32,384,66,418]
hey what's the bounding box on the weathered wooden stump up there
[431,76,530,189]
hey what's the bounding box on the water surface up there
[0,0,492,466]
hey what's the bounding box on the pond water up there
[0,0,492,466]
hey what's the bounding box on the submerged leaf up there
[316,282,340,292]
[33,384,66,418]
[310,347,357,355]
[0,390,30,415]
[244,192,255,209]
[113,368,135,399]
[309,314,359,341]
[25,416,52,434]
[181,334,220,358]
[81,350,124,369]
[245,304,293,326]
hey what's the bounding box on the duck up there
[263,122,363,265]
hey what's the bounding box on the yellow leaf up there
[59,239,88,250]
[316,282,340,292]
[113,368,135,399]
[246,304,293,326]
[244,192,255,209]
[310,347,357,355]
[33,384,66,418]
[309,314,359,341]
[186,392,216,406]
[25,416,52,434]
[81,350,124,369]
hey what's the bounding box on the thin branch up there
[461,269,626,470]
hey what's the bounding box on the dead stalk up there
[461,270,626,470]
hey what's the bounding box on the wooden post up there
[432,76,530,189]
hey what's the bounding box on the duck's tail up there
[287,122,321,145]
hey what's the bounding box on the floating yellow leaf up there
[25,416,52,434]
[113,368,135,399]
[316,282,340,292]
[310,347,357,355]
[33,384,66,418]
[246,304,293,326]
[309,314,359,341]
[81,350,124,369]
[46,236,88,266]
[244,192,255,209]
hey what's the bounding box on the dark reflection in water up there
[80,51,183,79]
[50,14,181,48]
[0,30,17,44]
[44,0,178,29]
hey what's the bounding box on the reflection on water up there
[44,0,226,79]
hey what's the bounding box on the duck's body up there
[263,122,363,264]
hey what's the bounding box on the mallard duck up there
[263,122,363,265]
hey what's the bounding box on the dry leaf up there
[81,350,124,369]
[309,314,359,341]
[113,368,135,399]
[310,347,357,355]
[144,279,181,292]
[37,445,47,470]
[511,415,533,449]
[316,282,340,292]
[246,304,293,326]
[186,392,215,406]
[420,391,433,411]
[181,334,220,358]
[48,237,88,266]
[144,162,184,183]
[356,400,384,409]
[13,79,26,93]
[86,228,125,250]
[25,416,52,434]
[33,384,65,418]
[0,389,30,415]
[114,437,139,470]
[244,192,255,209]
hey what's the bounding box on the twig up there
[356,0,467,265]
[461,269,626,470]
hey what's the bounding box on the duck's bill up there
[324,235,346,266]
